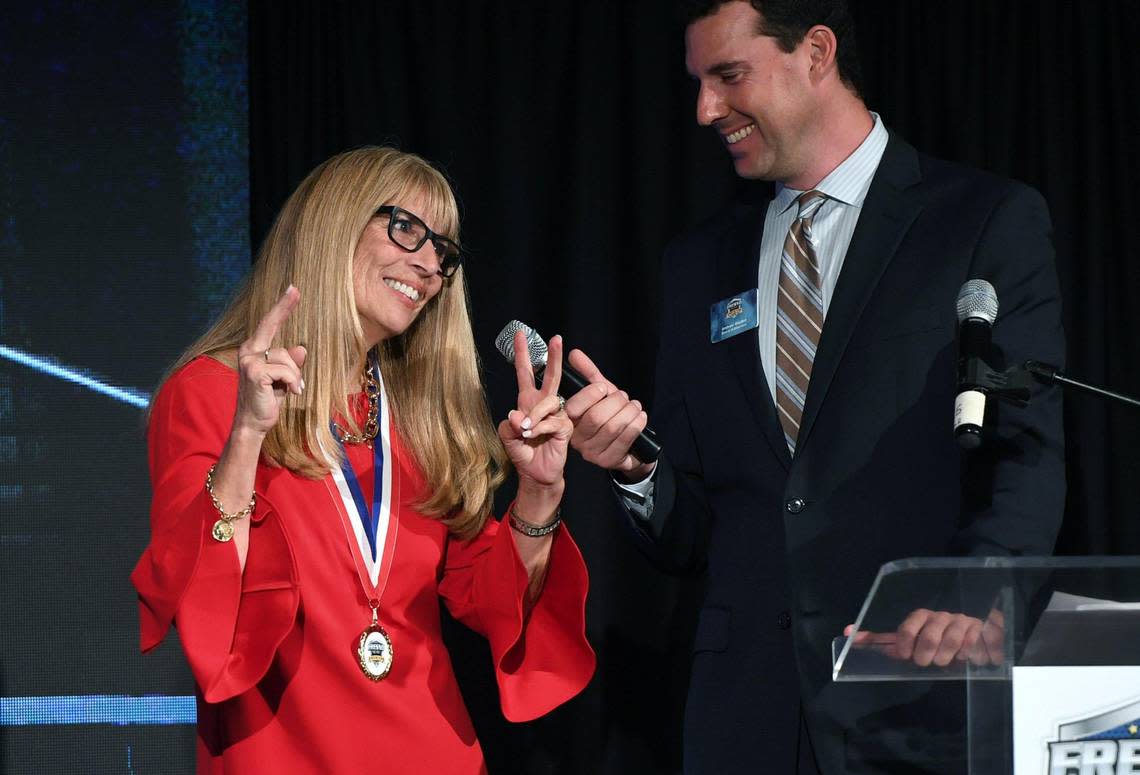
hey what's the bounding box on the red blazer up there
[132,356,595,773]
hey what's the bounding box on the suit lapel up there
[796,135,924,451]
[717,192,794,470]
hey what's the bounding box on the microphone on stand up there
[494,320,661,463]
[950,280,1138,435]
[954,279,999,449]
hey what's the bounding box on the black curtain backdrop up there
[249,2,1140,772]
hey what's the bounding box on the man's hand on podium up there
[843,608,1006,667]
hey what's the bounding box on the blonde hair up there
[166,147,507,537]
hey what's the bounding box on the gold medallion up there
[357,623,394,681]
[211,519,235,543]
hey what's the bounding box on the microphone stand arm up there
[1021,361,1140,410]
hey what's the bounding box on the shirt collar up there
[775,111,888,214]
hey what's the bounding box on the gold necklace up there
[334,364,379,445]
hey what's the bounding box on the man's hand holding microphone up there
[495,321,657,482]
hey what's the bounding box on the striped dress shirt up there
[756,113,888,406]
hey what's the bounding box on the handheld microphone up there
[954,279,999,449]
[494,320,662,463]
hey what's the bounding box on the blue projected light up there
[1,2,249,765]
[0,696,196,726]
[0,344,151,408]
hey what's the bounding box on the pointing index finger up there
[568,348,607,385]
[251,285,300,351]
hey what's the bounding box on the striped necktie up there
[775,190,827,455]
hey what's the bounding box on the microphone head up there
[494,320,548,369]
[956,279,998,324]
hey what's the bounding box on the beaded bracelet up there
[205,463,256,543]
[507,501,561,537]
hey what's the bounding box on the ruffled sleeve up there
[438,515,595,722]
[129,358,301,703]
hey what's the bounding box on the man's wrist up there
[617,460,656,485]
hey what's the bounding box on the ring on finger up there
[263,349,271,363]
[557,395,566,413]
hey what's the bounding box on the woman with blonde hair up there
[132,147,594,772]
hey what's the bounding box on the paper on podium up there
[1021,590,1140,666]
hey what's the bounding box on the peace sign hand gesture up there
[498,331,572,490]
[233,285,308,438]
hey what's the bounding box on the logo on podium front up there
[1046,697,1140,773]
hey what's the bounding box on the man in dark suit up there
[564,1,1065,772]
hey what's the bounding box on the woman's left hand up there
[498,330,572,489]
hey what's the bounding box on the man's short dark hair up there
[682,0,864,98]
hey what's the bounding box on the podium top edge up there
[880,556,1140,574]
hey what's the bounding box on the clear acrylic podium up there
[832,557,1140,774]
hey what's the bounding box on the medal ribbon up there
[328,361,397,588]
[338,440,382,560]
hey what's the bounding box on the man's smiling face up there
[685,1,816,183]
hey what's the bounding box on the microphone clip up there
[962,357,1033,408]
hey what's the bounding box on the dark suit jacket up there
[625,133,1066,774]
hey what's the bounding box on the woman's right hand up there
[233,285,307,437]
[211,286,305,570]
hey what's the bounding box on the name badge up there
[710,289,759,343]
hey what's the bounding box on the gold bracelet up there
[205,463,256,543]
[507,501,561,537]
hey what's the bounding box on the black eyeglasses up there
[375,205,463,278]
